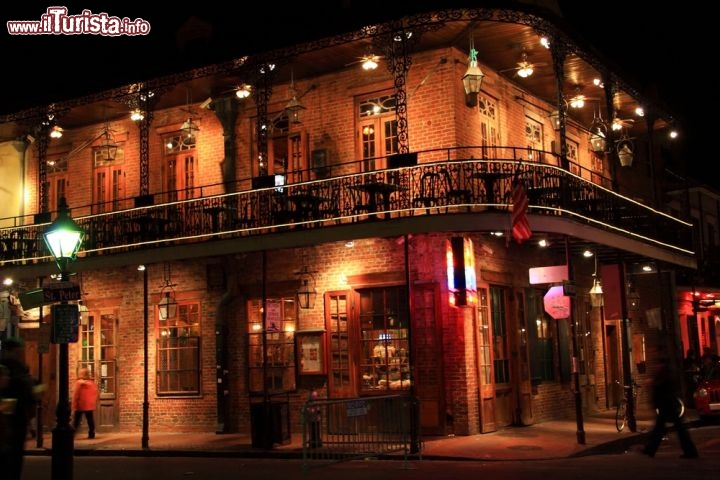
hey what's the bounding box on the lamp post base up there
[51,424,74,480]
[51,340,74,480]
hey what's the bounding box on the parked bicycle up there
[615,380,686,432]
[615,381,639,432]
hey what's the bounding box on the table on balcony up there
[526,186,560,207]
[203,204,238,232]
[471,171,514,207]
[129,215,170,243]
[286,192,330,223]
[348,180,406,219]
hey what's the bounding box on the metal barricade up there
[301,394,421,470]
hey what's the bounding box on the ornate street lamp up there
[589,277,604,308]
[44,198,84,278]
[43,196,84,480]
[296,265,317,309]
[157,263,177,320]
[588,253,604,308]
[462,42,484,96]
[157,288,177,320]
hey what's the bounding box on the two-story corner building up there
[667,182,720,369]
[0,4,696,443]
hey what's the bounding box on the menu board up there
[51,304,79,344]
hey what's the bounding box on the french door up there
[77,310,118,429]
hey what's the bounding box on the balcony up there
[0,146,695,274]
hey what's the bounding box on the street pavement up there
[25,408,703,462]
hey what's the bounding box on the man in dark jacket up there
[642,354,698,459]
[0,337,38,480]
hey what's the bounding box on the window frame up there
[155,300,202,397]
[356,92,399,171]
[247,297,298,394]
[357,285,410,394]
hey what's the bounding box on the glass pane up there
[246,297,296,394]
[328,293,351,393]
[358,286,410,393]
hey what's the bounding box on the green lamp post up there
[43,197,84,480]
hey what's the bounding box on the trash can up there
[250,401,291,448]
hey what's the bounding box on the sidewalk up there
[25,408,699,462]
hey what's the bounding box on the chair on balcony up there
[319,190,341,223]
[270,191,295,226]
[84,218,109,250]
[440,168,471,211]
[233,199,256,231]
[349,182,372,220]
[413,171,441,214]
[163,205,186,238]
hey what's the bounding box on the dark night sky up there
[1,2,705,182]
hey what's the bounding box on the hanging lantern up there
[285,68,306,124]
[99,126,118,161]
[285,96,306,124]
[181,118,199,145]
[589,278,604,308]
[158,291,177,320]
[78,301,90,325]
[617,138,634,167]
[157,264,177,320]
[296,265,317,309]
[462,32,484,103]
[627,283,640,311]
[588,113,608,153]
[549,110,561,131]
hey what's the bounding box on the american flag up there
[511,180,532,244]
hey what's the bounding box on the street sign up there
[19,288,44,310]
[44,282,81,303]
[19,282,82,310]
[528,265,568,285]
[51,303,79,344]
[544,285,571,320]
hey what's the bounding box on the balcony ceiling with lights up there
[0,11,671,144]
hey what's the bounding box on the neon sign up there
[446,237,477,307]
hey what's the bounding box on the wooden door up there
[92,147,126,213]
[605,322,622,407]
[93,165,125,213]
[77,311,118,430]
[270,131,308,184]
[476,286,496,433]
[356,92,398,172]
[490,285,513,427]
[166,152,196,201]
[514,289,534,425]
[411,283,445,435]
[325,292,355,398]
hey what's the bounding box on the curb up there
[24,419,703,461]
[569,418,704,458]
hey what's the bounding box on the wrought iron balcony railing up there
[0,146,693,268]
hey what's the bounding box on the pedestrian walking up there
[642,353,698,459]
[72,367,98,438]
[0,337,39,480]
